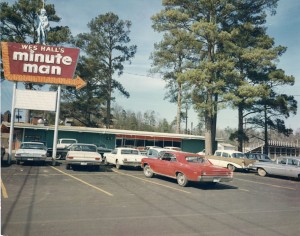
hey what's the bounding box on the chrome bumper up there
[198,176,233,182]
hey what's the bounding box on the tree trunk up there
[106,53,113,128]
[205,92,213,155]
[264,104,269,155]
[176,82,182,134]
[212,93,218,153]
[238,105,244,152]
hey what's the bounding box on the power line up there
[124,72,162,79]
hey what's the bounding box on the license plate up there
[27,158,33,161]
[80,162,87,165]
[213,178,220,182]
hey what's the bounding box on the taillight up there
[67,156,74,159]
[95,157,100,160]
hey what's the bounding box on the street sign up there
[1,42,86,90]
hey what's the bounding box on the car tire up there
[143,165,154,178]
[66,164,71,170]
[177,172,188,187]
[56,154,62,160]
[227,164,236,172]
[257,168,267,177]
[115,160,121,169]
[16,160,20,165]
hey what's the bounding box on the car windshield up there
[70,144,97,152]
[20,143,45,150]
[185,156,208,163]
[121,149,139,155]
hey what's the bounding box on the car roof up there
[70,143,96,146]
[21,142,45,145]
[148,147,170,151]
[215,150,242,153]
[116,147,139,150]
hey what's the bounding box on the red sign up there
[1,42,86,89]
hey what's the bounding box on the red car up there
[141,151,233,187]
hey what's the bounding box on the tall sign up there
[1,42,86,89]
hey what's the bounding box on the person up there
[36,8,49,45]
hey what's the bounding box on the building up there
[1,122,214,153]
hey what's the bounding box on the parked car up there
[47,138,78,160]
[164,146,181,151]
[141,151,233,187]
[253,156,300,179]
[1,146,6,161]
[206,150,256,171]
[104,147,144,169]
[65,143,102,170]
[214,150,246,158]
[245,153,272,162]
[57,138,78,149]
[15,142,48,165]
[97,144,112,157]
[197,149,205,155]
[146,147,170,158]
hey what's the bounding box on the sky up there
[1,0,300,131]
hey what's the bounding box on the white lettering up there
[62,56,72,65]
[13,52,29,61]
[39,65,50,74]
[23,64,62,75]
[51,66,61,75]
[12,51,73,65]
[35,53,45,63]
[55,54,63,64]
[23,64,38,73]
[45,54,55,64]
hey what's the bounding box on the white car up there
[104,147,144,169]
[15,142,48,165]
[65,143,102,170]
[146,147,171,158]
[206,150,256,171]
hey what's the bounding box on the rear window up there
[61,140,77,144]
[70,144,97,152]
[20,143,45,150]
[121,149,139,155]
[186,156,208,163]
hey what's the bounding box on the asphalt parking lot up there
[1,160,300,236]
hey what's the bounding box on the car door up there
[107,149,117,164]
[270,158,288,176]
[162,153,178,177]
[285,158,300,178]
[155,153,174,176]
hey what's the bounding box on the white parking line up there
[1,178,8,198]
[51,166,114,196]
[234,177,296,190]
[112,169,191,194]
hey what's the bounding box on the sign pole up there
[52,85,61,166]
[8,82,17,165]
